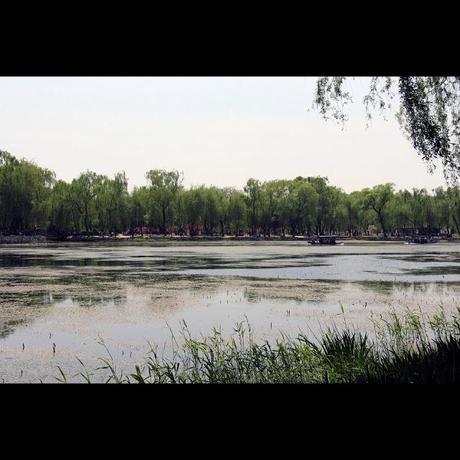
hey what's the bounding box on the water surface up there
[1,240,460,382]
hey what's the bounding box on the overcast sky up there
[0,77,447,192]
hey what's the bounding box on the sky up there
[0,77,447,193]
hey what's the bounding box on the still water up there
[1,240,460,382]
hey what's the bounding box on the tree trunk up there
[162,206,166,234]
[453,215,460,235]
[378,213,387,238]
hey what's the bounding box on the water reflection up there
[0,319,25,339]
[355,279,460,296]
[1,241,460,382]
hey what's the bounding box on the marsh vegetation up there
[55,307,460,384]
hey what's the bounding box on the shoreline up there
[0,233,457,245]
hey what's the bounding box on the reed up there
[54,307,460,384]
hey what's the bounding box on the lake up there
[1,240,460,382]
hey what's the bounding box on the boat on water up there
[406,235,436,244]
[310,235,337,245]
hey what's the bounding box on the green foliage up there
[94,172,129,233]
[361,183,394,237]
[145,169,183,233]
[56,307,460,384]
[313,77,460,180]
[286,178,319,235]
[227,189,247,235]
[128,186,149,234]
[0,150,55,232]
[244,178,261,235]
[1,149,460,238]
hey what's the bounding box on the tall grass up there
[56,307,460,384]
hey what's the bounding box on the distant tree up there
[2,149,460,239]
[184,187,206,235]
[244,178,261,236]
[0,150,54,232]
[217,187,233,237]
[201,187,220,235]
[286,179,319,236]
[227,190,247,236]
[432,187,450,233]
[306,176,338,234]
[94,172,129,233]
[128,186,149,235]
[362,183,395,237]
[145,169,183,234]
[446,186,460,235]
[342,193,358,235]
[68,171,102,233]
[49,180,73,235]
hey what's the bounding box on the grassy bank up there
[55,307,460,384]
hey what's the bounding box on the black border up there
[2,19,459,436]
[3,19,459,77]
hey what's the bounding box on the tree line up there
[1,150,460,238]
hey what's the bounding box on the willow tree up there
[259,180,283,237]
[0,150,54,232]
[68,171,101,234]
[49,180,74,235]
[313,77,460,180]
[306,176,338,234]
[362,183,395,238]
[286,179,319,236]
[244,178,261,236]
[227,190,247,236]
[128,186,149,234]
[145,169,183,234]
[94,172,129,233]
[446,186,460,235]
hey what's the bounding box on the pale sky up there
[0,77,447,193]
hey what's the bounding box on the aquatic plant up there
[51,306,460,384]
